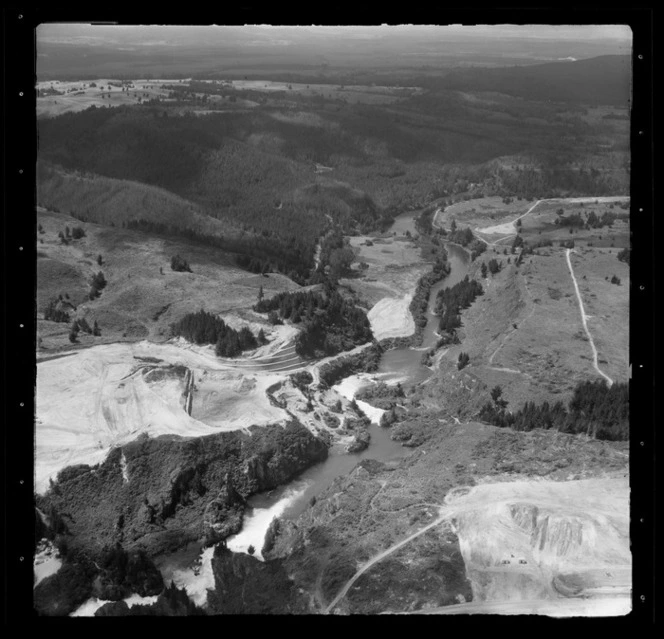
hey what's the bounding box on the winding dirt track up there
[473,199,544,244]
[565,249,613,386]
[324,509,447,614]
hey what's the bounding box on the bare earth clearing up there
[36,333,372,495]
[36,341,288,493]
[328,475,630,616]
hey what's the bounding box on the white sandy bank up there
[367,295,414,341]
[332,374,386,424]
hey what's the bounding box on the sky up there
[37,24,633,47]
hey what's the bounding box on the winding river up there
[153,209,471,600]
[222,209,471,556]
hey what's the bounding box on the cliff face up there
[40,420,328,558]
[206,545,308,614]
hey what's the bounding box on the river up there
[377,240,470,385]
[222,210,470,554]
[156,208,471,599]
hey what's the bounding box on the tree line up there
[555,211,619,229]
[254,286,372,358]
[478,380,628,441]
[125,218,315,284]
[409,255,451,343]
[435,275,484,333]
[170,309,265,358]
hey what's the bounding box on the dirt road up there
[324,508,447,613]
[565,249,614,386]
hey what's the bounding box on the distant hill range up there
[441,55,631,106]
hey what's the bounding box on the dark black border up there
[2,5,655,626]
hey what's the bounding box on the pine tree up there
[258,285,264,302]
[97,254,103,266]
[481,262,488,278]
[457,352,470,370]
[491,385,508,409]
[93,320,101,336]
[69,323,79,343]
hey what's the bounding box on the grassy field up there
[566,248,630,383]
[419,243,629,413]
[438,196,532,231]
[518,198,630,249]
[434,196,630,249]
[340,234,431,309]
[36,208,301,352]
[37,79,172,118]
[36,78,420,120]
[229,79,421,105]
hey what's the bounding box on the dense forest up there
[170,309,263,357]
[37,63,628,295]
[254,287,372,358]
[124,219,315,284]
[317,342,384,387]
[435,276,484,333]
[478,380,629,441]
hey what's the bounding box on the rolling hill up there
[440,55,631,106]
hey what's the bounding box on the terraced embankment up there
[217,342,307,374]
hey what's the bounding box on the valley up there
[31,23,635,619]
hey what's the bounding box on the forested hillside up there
[254,287,372,357]
[440,55,631,106]
[37,59,629,286]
